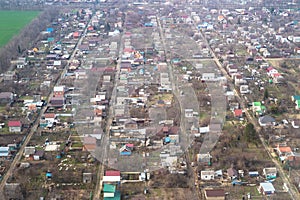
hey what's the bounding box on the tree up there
[237,17,241,25]
[244,123,258,143]
[264,89,269,100]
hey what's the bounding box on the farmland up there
[0,10,40,47]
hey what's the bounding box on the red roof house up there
[105,171,121,176]
[8,120,22,132]
[234,109,243,118]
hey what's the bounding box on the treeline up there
[0,8,59,73]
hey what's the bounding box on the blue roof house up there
[0,147,9,157]
[119,145,132,156]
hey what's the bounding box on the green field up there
[0,10,40,47]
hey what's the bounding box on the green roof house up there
[296,100,300,110]
[252,102,266,116]
[103,184,120,200]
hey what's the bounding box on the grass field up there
[0,10,40,47]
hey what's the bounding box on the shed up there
[249,171,259,177]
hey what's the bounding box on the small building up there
[204,189,225,200]
[83,172,93,183]
[259,182,275,195]
[8,121,22,132]
[46,171,52,180]
[201,170,215,180]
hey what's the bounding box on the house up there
[227,65,238,74]
[296,100,300,110]
[259,182,275,195]
[240,85,249,94]
[53,85,65,97]
[124,119,138,129]
[275,145,292,161]
[233,109,243,118]
[82,136,97,152]
[197,153,212,165]
[8,121,22,132]
[266,67,278,76]
[24,146,35,158]
[73,31,80,39]
[234,74,246,85]
[227,167,238,180]
[286,152,300,168]
[199,126,210,134]
[259,115,276,126]
[185,109,194,118]
[103,184,116,198]
[252,101,266,115]
[0,92,13,105]
[103,170,121,182]
[119,144,132,156]
[263,167,277,180]
[204,189,225,200]
[201,170,215,180]
[34,150,44,160]
[44,113,57,124]
[201,73,216,81]
[50,96,65,107]
[0,147,10,158]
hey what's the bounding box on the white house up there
[185,109,194,118]
[201,73,216,81]
[259,182,275,195]
[201,170,215,180]
[263,167,277,179]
